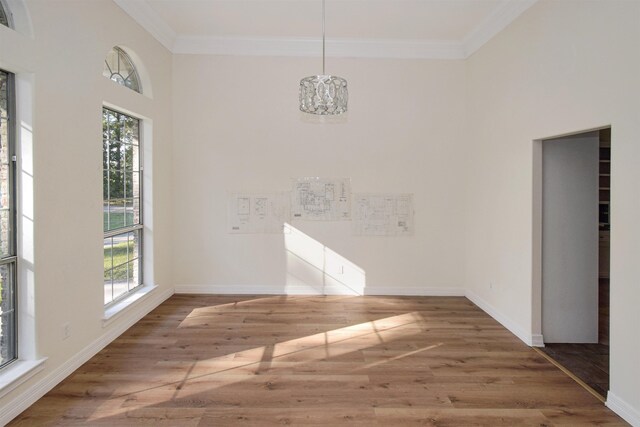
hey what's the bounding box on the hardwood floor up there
[539,343,609,399]
[9,295,627,426]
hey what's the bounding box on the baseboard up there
[365,286,466,296]
[530,334,545,347]
[0,287,174,426]
[174,284,466,297]
[465,290,533,346]
[607,392,640,427]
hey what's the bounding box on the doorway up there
[536,128,610,399]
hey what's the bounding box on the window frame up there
[0,69,17,370]
[102,106,144,307]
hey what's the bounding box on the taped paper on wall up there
[228,192,290,233]
[352,193,414,236]
[291,177,351,221]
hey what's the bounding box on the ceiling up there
[113,0,537,59]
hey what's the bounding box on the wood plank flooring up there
[8,295,628,426]
[539,343,610,399]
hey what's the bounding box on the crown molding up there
[173,36,466,59]
[112,0,176,51]
[463,0,538,57]
[114,0,538,59]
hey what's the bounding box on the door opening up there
[537,128,611,399]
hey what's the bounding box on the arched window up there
[103,47,142,94]
[0,0,11,28]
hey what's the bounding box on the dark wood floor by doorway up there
[9,295,627,426]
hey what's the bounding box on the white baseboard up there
[530,334,545,347]
[174,284,466,297]
[607,392,640,427]
[365,286,466,296]
[465,290,533,346]
[0,287,174,426]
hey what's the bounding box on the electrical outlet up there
[62,322,71,340]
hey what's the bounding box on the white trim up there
[0,358,46,400]
[530,334,545,347]
[103,283,159,327]
[465,290,533,346]
[462,0,538,57]
[173,36,466,59]
[607,392,640,427]
[174,284,466,297]
[112,0,176,51]
[0,287,174,426]
[365,286,466,296]
[113,0,537,59]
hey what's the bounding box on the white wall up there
[171,55,468,295]
[465,0,640,422]
[542,133,598,343]
[0,0,173,418]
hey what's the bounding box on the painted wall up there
[465,0,640,420]
[542,133,598,343]
[171,54,467,295]
[0,0,173,416]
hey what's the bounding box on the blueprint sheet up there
[228,192,290,233]
[352,193,414,236]
[291,177,351,221]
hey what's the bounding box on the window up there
[103,47,141,94]
[0,0,10,28]
[103,108,142,305]
[0,69,16,368]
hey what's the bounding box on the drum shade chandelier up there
[299,0,348,115]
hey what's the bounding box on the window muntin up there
[0,69,17,368]
[103,107,142,305]
[103,47,141,94]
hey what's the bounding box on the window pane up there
[108,199,126,231]
[112,263,128,301]
[0,72,6,118]
[125,199,134,226]
[108,139,124,168]
[103,237,113,271]
[0,209,9,258]
[127,230,140,262]
[103,267,113,305]
[133,198,141,225]
[111,233,128,267]
[105,109,118,142]
[0,3,8,28]
[108,169,124,200]
[123,116,139,145]
[127,260,139,291]
[102,201,110,232]
[0,264,14,311]
[0,312,16,366]
[124,144,139,171]
[0,263,16,366]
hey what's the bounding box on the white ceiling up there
[113,0,538,59]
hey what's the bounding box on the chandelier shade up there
[299,75,348,115]
[299,0,348,115]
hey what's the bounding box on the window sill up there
[0,358,47,399]
[103,284,158,328]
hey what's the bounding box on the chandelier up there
[299,0,348,115]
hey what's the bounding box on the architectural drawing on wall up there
[291,177,351,221]
[352,193,414,236]
[228,192,290,233]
